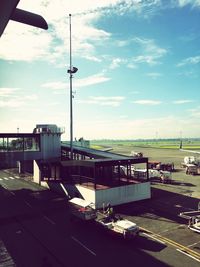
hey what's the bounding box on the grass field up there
[90,139,200,173]
[91,139,200,150]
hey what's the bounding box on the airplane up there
[0,0,48,37]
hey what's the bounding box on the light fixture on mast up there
[67,14,78,160]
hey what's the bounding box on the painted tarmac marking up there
[43,215,56,225]
[140,227,200,261]
[1,183,8,190]
[177,249,200,263]
[156,224,185,235]
[187,240,200,248]
[24,201,32,208]
[71,236,96,256]
[142,232,166,245]
[60,183,69,197]
[0,240,15,266]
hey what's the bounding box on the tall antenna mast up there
[67,14,78,160]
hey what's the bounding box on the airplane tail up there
[180,140,182,150]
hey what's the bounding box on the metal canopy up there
[61,143,142,160]
[61,157,148,168]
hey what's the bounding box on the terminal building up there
[0,124,151,208]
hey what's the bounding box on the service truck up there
[68,198,140,239]
[95,211,140,239]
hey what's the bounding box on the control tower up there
[0,124,64,172]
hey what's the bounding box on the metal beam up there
[11,8,48,30]
[0,0,48,37]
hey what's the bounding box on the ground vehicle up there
[188,217,200,233]
[95,212,139,239]
[179,209,200,233]
[148,161,174,172]
[185,164,198,175]
[160,170,172,183]
[68,197,97,221]
[68,198,139,239]
[133,168,172,183]
[130,151,143,157]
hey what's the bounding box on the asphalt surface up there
[0,168,200,267]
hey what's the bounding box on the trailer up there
[68,197,97,221]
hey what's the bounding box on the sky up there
[0,0,200,140]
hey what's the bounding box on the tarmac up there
[1,145,200,266]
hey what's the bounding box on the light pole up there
[67,14,78,160]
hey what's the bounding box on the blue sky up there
[0,0,200,140]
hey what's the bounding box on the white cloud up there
[188,106,200,118]
[173,99,194,104]
[0,99,24,108]
[177,70,198,78]
[24,94,38,100]
[0,0,113,63]
[177,55,200,67]
[0,0,169,63]
[74,73,111,88]
[41,73,110,91]
[127,63,138,69]
[83,55,102,62]
[0,89,37,107]
[146,72,162,79]
[75,115,200,139]
[109,58,126,69]
[114,37,167,67]
[132,99,162,105]
[116,40,130,47]
[176,0,200,8]
[131,37,167,66]
[0,22,53,61]
[90,96,124,101]
[0,88,20,97]
[77,96,125,107]
[42,81,67,90]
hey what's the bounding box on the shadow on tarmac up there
[0,184,172,267]
[116,187,199,224]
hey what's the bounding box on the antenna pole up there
[69,14,73,160]
[67,14,78,160]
